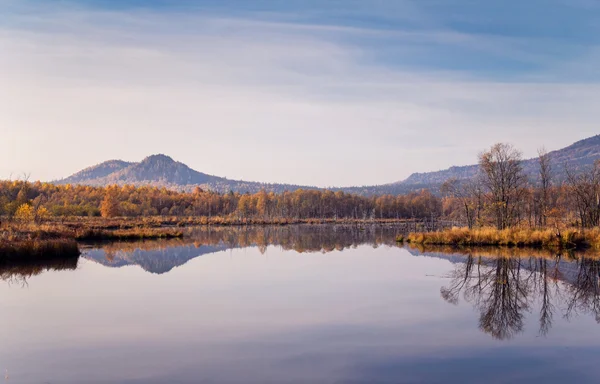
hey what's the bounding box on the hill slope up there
[400,134,600,185]
[61,160,134,185]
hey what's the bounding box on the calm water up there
[2,225,600,384]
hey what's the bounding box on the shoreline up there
[0,217,432,261]
[404,227,600,250]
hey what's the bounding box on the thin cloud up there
[0,4,598,186]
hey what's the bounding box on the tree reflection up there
[438,248,600,339]
[564,257,600,323]
[0,257,79,286]
[536,258,558,336]
[79,226,600,339]
[442,255,530,340]
[478,257,530,340]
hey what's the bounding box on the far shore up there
[0,216,443,261]
[5,217,600,262]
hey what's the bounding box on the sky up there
[1,0,599,187]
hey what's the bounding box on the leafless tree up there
[565,161,600,228]
[537,147,552,228]
[441,175,485,229]
[479,143,527,229]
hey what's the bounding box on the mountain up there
[101,154,222,186]
[61,159,134,184]
[57,154,314,194]
[400,134,600,186]
[57,135,600,195]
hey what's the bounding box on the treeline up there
[1,142,599,228]
[0,181,440,221]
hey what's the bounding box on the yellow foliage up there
[15,204,35,223]
[36,207,51,222]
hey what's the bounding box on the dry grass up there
[0,220,185,261]
[1,220,184,240]
[74,228,184,241]
[171,216,413,227]
[406,227,600,249]
[0,239,80,264]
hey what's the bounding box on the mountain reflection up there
[414,246,600,339]
[82,225,404,273]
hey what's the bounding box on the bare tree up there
[441,178,474,229]
[565,161,600,228]
[479,143,527,229]
[537,147,552,228]
[441,176,484,229]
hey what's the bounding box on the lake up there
[2,225,600,383]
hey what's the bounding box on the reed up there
[74,228,184,241]
[0,239,80,264]
[407,227,600,249]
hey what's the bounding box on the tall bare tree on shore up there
[479,143,526,230]
[565,161,600,228]
[537,147,552,228]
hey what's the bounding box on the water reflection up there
[412,246,600,339]
[80,225,600,340]
[4,226,600,383]
[5,225,600,342]
[0,256,78,286]
[82,225,404,273]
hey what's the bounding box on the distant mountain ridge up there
[57,135,600,195]
[400,134,600,185]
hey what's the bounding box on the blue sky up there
[1,0,599,186]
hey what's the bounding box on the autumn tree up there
[100,187,121,218]
[256,190,269,219]
[15,204,35,223]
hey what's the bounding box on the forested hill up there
[399,134,600,185]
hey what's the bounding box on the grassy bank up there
[405,227,600,249]
[1,222,184,241]
[74,228,184,241]
[56,216,420,229]
[0,221,184,262]
[0,239,80,264]
[4,216,408,244]
[0,216,427,261]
